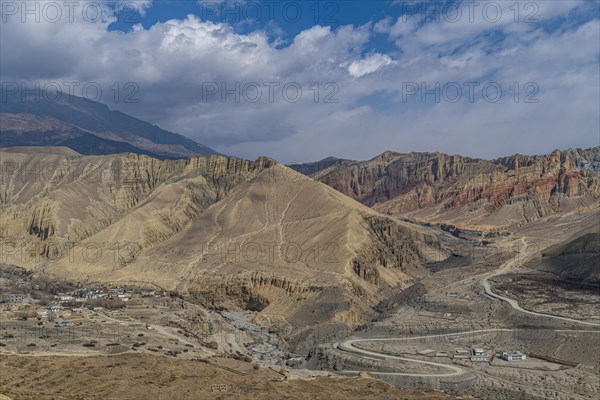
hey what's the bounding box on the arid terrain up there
[0,147,441,349]
[2,0,598,397]
[292,148,600,231]
[1,146,598,399]
[0,354,460,400]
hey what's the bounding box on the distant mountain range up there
[0,91,219,159]
[291,147,600,231]
[1,143,598,348]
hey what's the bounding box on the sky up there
[1,0,599,162]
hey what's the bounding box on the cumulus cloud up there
[348,53,395,78]
[0,0,597,162]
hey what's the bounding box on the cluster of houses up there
[417,346,526,362]
[64,287,170,303]
[0,293,27,303]
[61,287,134,303]
[1,285,173,307]
[36,304,84,318]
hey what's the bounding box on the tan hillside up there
[0,148,441,346]
[0,148,274,268]
[0,354,460,400]
[525,225,600,284]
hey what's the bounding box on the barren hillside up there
[293,148,600,231]
[0,148,442,346]
[526,225,600,284]
[0,354,460,400]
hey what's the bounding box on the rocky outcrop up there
[0,149,276,267]
[187,272,319,312]
[352,217,422,285]
[316,151,478,207]
[0,148,438,347]
[302,147,600,230]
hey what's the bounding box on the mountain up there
[527,225,600,284]
[288,156,355,178]
[0,147,441,349]
[292,148,600,232]
[0,91,219,159]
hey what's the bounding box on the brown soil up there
[0,354,459,400]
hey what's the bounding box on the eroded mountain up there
[0,147,441,350]
[292,148,600,232]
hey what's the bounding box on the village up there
[0,275,180,326]
[0,280,193,354]
[2,285,176,317]
[0,264,288,367]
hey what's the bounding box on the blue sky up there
[111,1,395,35]
[1,0,599,162]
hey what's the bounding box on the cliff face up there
[352,216,427,286]
[308,148,600,230]
[0,148,276,265]
[0,148,439,344]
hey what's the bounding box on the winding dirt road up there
[481,237,600,327]
[336,236,599,378]
[338,337,465,377]
[338,328,600,378]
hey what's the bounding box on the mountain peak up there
[0,91,219,160]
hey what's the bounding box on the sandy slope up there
[0,148,441,335]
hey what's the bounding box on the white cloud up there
[374,17,392,34]
[348,53,395,78]
[0,0,597,162]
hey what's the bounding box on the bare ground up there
[0,354,461,400]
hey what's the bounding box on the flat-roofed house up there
[501,351,526,361]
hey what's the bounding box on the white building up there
[501,351,526,361]
[0,294,26,303]
[454,348,470,359]
[471,347,490,362]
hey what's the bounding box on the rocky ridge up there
[0,147,440,348]
[294,147,600,231]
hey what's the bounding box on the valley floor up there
[0,202,598,400]
[315,209,600,399]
